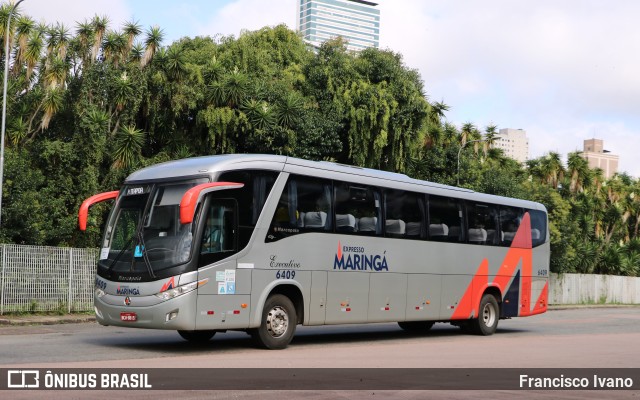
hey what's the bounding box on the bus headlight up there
[95,288,106,298]
[154,278,209,301]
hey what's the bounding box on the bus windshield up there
[99,179,207,275]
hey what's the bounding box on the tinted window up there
[267,175,332,242]
[385,190,425,239]
[334,182,382,236]
[467,202,499,245]
[428,196,464,242]
[529,209,547,247]
[500,206,523,247]
[218,170,277,248]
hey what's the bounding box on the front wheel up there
[250,294,297,350]
[178,330,216,343]
[469,294,499,335]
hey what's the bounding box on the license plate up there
[120,312,137,322]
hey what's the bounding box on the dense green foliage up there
[0,4,638,276]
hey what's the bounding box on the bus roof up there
[125,154,545,212]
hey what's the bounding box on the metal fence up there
[0,244,97,314]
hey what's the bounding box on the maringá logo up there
[333,241,389,271]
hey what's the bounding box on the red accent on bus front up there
[179,182,243,225]
[78,191,119,231]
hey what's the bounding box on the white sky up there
[19,0,640,176]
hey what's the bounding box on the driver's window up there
[199,198,238,266]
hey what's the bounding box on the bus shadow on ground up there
[85,322,530,353]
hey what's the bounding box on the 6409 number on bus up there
[275,270,296,280]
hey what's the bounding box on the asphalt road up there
[1,307,639,399]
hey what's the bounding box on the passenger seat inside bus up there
[468,228,487,244]
[303,211,327,229]
[429,223,448,240]
[358,217,378,235]
[386,219,406,237]
[336,214,356,232]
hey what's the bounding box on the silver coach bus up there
[79,154,549,349]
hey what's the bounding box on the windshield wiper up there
[136,229,156,278]
[106,234,136,273]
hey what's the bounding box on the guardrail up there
[1,244,639,314]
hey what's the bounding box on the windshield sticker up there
[134,245,144,258]
[334,241,389,272]
[226,282,236,294]
[215,271,225,282]
[218,282,226,294]
[100,248,109,260]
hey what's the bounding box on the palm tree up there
[242,99,275,130]
[275,93,304,129]
[483,124,499,157]
[567,151,590,194]
[428,100,449,126]
[129,42,144,64]
[164,44,186,81]
[141,25,164,68]
[223,68,249,108]
[113,125,146,169]
[23,32,43,81]
[55,23,70,60]
[43,56,67,88]
[40,86,64,130]
[122,20,141,56]
[75,20,93,65]
[90,15,109,62]
[112,71,133,112]
[102,30,126,67]
[13,15,34,74]
[540,152,564,189]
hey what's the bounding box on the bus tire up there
[398,321,434,333]
[251,294,297,350]
[178,330,216,343]
[470,294,499,335]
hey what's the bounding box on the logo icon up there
[7,370,40,388]
[124,296,131,306]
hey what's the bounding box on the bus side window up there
[500,206,523,247]
[267,175,332,242]
[466,202,499,245]
[334,182,382,236]
[428,195,464,243]
[384,189,424,239]
[529,209,547,247]
[218,170,278,249]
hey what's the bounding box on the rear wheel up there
[469,294,499,335]
[251,294,297,350]
[398,321,434,333]
[178,330,216,343]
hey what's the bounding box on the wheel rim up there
[482,302,496,328]
[266,305,289,338]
